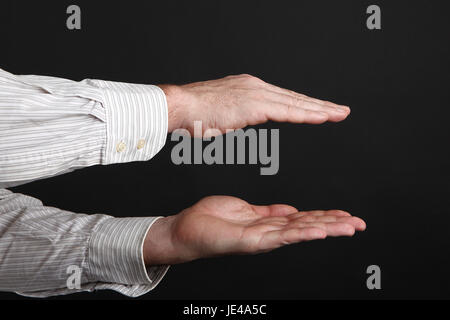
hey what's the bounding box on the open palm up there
[146,196,366,265]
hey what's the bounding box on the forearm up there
[0,68,168,187]
[0,189,169,297]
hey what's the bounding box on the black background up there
[0,0,449,300]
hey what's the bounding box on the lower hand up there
[144,196,366,265]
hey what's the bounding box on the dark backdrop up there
[0,0,449,299]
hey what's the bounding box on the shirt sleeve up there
[0,68,170,297]
[0,188,170,297]
[0,68,168,188]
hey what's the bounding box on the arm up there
[0,69,358,297]
[0,68,167,187]
[0,189,365,297]
[0,68,170,296]
[0,70,349,186]
[0,188,168,297]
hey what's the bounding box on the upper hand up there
[160,74,350,137]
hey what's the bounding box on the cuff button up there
[116,141,126,153]
[137,139,146,150]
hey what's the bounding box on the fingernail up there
[336,106,350,113]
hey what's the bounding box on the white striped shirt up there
[0,68,170,297]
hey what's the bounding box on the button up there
[116,142,126,153]
[137,139,146,150]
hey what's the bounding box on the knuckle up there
[289,95,301,107]
[239,73,254,79]
[301,216,316,222]
[240,74,264,85]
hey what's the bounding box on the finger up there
[290,215,366,231]
[267,91,350,122]
[321,222,356,236]
[337,216,366,231]
[258,227,327,251]
[264,82,350,111]
[251,204,298,217]
[263,102,329,124]
[286,210,351,219]
[287,221,356,237]
[289,96,349,122]
[292,215,339,223]
[296,210,366,231]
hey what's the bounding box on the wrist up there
[143,215,178,266]
[158,84,187,133]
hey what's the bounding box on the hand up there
[159,74,350,137]
[143,196,366,265]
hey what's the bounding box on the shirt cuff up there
[88,79,168,165]
[87,216,170,297]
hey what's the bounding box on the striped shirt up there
[0,68,170,297]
